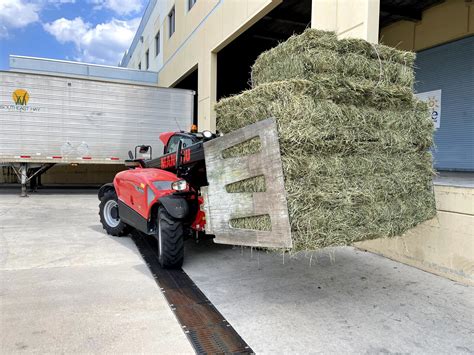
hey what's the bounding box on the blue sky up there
[0,0,146,70]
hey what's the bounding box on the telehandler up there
[99,119,292,268]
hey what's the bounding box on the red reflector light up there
[110,157,120,161]
[20,155,31,158]
[52,156,62,159]
[82,157,92,160]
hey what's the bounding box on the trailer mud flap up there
[202,118,292,249]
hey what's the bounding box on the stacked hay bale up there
[215,29,436,251]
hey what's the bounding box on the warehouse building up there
[119,0,473,284]
[120,0,473,172]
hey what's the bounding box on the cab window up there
[165,135,194,154]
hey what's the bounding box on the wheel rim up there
[104,200,120,228]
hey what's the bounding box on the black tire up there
[99,190,130,236]
[156,206,184,268]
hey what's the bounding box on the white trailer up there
[0,70,194,195]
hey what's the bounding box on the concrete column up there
[197,52,217,132]
[311,0,380,43]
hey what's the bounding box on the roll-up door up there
[415,35,474,171]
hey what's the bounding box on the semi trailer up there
[0,70,194,196]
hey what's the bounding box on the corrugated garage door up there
[415,35,474,171]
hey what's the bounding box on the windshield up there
[166,135,195,154]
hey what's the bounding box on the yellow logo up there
[12,89,29,105]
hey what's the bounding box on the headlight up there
[171,180,187,191]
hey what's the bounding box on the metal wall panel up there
[415,36,474,171]
[0,71,194,164]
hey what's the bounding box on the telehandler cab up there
[98,119,292,268]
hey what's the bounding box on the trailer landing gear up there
[9,163,55,197]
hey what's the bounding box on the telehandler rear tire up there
[99,190,130,236]
[156,206,184,268]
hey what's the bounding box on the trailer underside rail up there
[132,234,254,354]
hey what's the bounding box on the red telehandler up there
[98,119,292,268]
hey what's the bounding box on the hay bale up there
[214,30,435,251]
[215,83,436,251]
[252,49,414,88]
[252,29,415,87]
[290,190,436,250]
[216,80,433,155]
[219,79,416,119]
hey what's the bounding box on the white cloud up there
[0,0,40,38]
[46,0,76,7]
[43,17,140,65]
[88,0,144,16]
[46,0,76,4]
[43,17,89,45]
[0,0,77,38]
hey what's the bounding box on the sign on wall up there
[416,89,442,129]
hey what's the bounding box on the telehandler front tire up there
[99,190,130,236]
[156,206,184,268]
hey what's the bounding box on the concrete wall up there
[312,0,380,43]
[380,0,474,51]
[356,185,474,286]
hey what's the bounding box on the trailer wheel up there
[156,206,184,268]
[99,190,129,236]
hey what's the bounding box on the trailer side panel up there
[0,71,194,164]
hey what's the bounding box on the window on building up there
[188,0,197,11]
[138,62,141,70]
[168,6,175,37]
[155,31,160,56]
[145,50,149,70]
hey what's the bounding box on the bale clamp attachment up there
[201,118,292,249]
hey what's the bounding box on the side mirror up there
[139,145,149,154]
[134,145,152,159]
[128,150,134,159]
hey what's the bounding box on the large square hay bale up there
[215,80,436,251]
[251,29,415,88]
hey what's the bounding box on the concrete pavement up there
[0,189,193,354]
[1,189,473,354]
[184,241,474,354]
